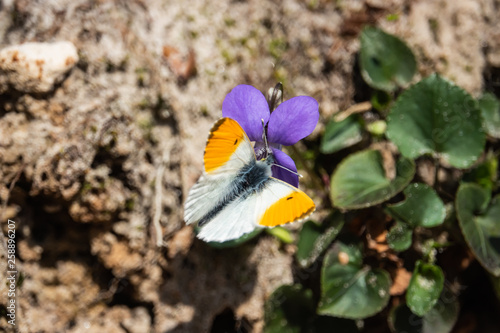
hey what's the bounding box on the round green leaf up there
[387,221,413,251]
[296,212,344,268]
[389,285,459,333]
[406,261,445,316]
[320,115,363,154]
[478,92,500,138]
[318,241,391,319]
[386,183,446,228]
[359,26,416,92]
[456,183,500,276]
[330,149,415,209]
[386,74,486,169]
[264,284,314,333]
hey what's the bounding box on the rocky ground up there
[0,0,499,332]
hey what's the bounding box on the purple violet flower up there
[222,84,319,187]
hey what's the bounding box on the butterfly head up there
[261,151,275,165]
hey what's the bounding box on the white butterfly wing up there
[184,118,255,225]
[198,176,316,242]
[254,177,316,228]
[196,194,259,242]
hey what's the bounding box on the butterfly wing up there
[202,117,255,174]
[184,118,255,225]
[197,176,316,242]
[255,177,316,227]
[196,194,259,242]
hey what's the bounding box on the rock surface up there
[0,41,78,94]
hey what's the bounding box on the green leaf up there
[462,153,498,190]
[207,228,262,248]
[330,149,415,209]
[406,261,445,316]
[318,240,391,319]
[387,221,413,251]
[296,212,344,268]
[266,226,294,244]
[263,284,314,333]
[386,74,486,169]
[320,115,363,154]
[389,294,458,333]
[456,183,500,276]
[386,183,446,228]
[359,26,416,92]
[389,284,459,333]
[371,90,392,112]
[478,92,500,138]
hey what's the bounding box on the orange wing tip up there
[203,118,247,173]
[258,192,316,227]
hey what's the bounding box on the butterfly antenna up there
[272,163,303,178]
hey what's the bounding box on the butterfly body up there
[197,158,271,227]
[184,117,315,242]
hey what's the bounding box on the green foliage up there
[320,115,363,154]
[478,92,500,138]
[389,286,459,333]
[462,153,498,190]
[264,25,496,331]
[370,90,392,112]
[359,26,416,91]
[387,74,485,168]
[386,183,446,228]
[366,120,387,136]
[264,285,315,333]
[387,221,413,251]
[266,226,294,244]
[263,285,359,333]
[406,261,444,316]
[330,149,415,209]
[456,183,500,276]
[318,240,391,319]
[296,212,344,268]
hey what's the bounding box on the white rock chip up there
[0,41,78,94]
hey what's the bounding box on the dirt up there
[0,0,499,332]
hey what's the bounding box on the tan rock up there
[0,41,78,93]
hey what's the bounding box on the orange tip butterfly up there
[184,117,315,242]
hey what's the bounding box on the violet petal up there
[271,148,299,187]
[222,85,270,142]
[267,96,319,146]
